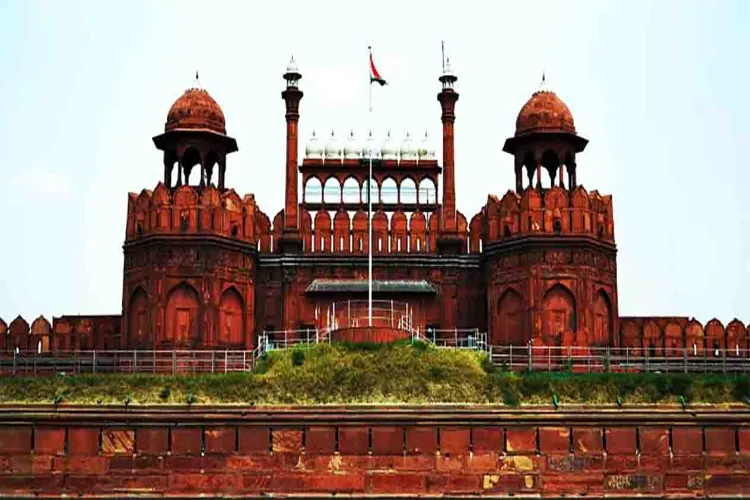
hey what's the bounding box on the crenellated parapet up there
[125,183,272,249]
[481,185,614,243]
[266,206,478,255]
[619,316,750,356]
[0,314,121,354]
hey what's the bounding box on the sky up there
[0,0,748,324]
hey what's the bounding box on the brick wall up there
[0,407,748,497]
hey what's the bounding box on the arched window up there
[381,178,398,204]
[323,178,341,205]
[362,179,379,204]
[400,178,417,204]
[304,178,323,204]
[418,179,437,204]
[342,177,360,204]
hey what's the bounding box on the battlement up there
[620,316,749,355]
[481,185,615,244]
[269,207,481,255]
[125,183,273,251]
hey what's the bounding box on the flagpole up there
[367,46,373,328]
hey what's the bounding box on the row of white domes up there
[305,130,437,161]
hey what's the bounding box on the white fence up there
[2,341,749,376]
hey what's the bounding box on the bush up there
[291,349,305,367]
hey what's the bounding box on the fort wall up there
[0,406,746,497]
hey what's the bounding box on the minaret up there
[437,58,461,252]
[280,56,304,252]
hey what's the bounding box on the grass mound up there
[0,341,748,406]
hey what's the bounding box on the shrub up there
[291,349,305,367]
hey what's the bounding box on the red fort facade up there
[1,60,746,355]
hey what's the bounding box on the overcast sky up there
[0,0,748,324]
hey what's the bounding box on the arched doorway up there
[497,288,524,345]
[218,287,244,346]
[592,290,612,346]
[542,285,576,344]
[127,287,149,347]
[165,283,200,346]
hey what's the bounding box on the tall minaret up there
[437,58,460,250]
[280,56,303,252]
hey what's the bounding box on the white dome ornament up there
[363,129,378,159]
[381,130,399,160]
[305,130,324,159]
[324,130,342,161]
[344,130,362,159]
[400,132,418,161]
[419,131,436,161]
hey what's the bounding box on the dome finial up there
[195,70,201,89]
[539,70,547,91]
[283,56,302,88]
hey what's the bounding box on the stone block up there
[269,472,365,492]
[705,427,736,456]
[573,427,603,455]
[481,473,538,493]
[67,427,100,456]
[471,426,502,453]
[171,427,202,455]
[238,426,270,453]
[440,426,470,455]
[272,428,303,453]
[426,473,481,492]
[539,426,570,454]
[204,426,236,454]
[639,427,669,456]
[605,427,636,454]
[371,426,404,455]
[672,427,703,455]
[338,427,369,455]
[0,426,32,454]
[168,472,239,493]
[406,427,437,454]
[506,427,536,454]
[306,427,335,454]
[136,427,169,455]
[34,427,65,455]
[366,472,426,493]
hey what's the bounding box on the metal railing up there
[317,300,415,342]
[0,349,256,376]
[5,342,747,377]
[489,345,750,374]
[416,328,489,353]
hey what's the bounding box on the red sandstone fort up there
[1,58,746,355]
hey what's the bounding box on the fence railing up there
[0,350,256,376]
[4,343,749,377]
[489,345,750,374]
[317,300,415,342]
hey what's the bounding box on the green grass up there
[0,341,748,406]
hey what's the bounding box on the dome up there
[166,88,226,135]
[305,130,324,159]
[363,130,379,159]
[400,132,418,160]
[381,130,399,160]
[344,130,362,159]
[515,90,575,136]
[418,131,436,160]
[324,130,342,160]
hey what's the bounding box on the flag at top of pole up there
[369,47,387,86]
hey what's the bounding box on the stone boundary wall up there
[0,406,747,498]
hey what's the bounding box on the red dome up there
[515,90,575,136]
[165,88,226,135]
